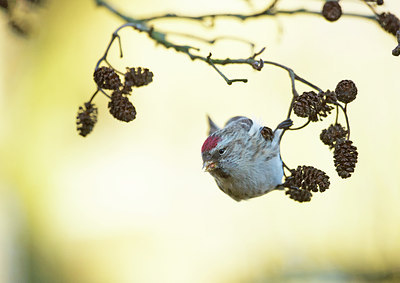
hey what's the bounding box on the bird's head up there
[201,133,233,178]
[201,116,257,179]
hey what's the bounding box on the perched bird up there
[201,116,292,201]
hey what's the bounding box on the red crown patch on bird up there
[201,135,221,153]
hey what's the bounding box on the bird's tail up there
[207,115,220,136]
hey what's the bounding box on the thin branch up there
[94,0,383,87]
[103,59,124,75]
[288,119,311,131]
[95,0,142,24]
[335,102,351,139]
[282,160,292,174]
[274,9,376,21]
[165,31,255,52]
[95,23,135,70]
[99,88,111,99]
[94,22,264,85]
[260,60,322,118]
[133,6,376,23]
[116,34,123,58]
[363,1,380,17]
[294,75,322,92]
[95,33,118,70]
[90,9,328,122]
[287,96,296,119]
[88,89,100,104]
[207,53,248,84]
[335,105,339,124]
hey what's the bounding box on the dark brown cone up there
[378,13,400,36]
[108,91,136,122]
[334,139,358,178]
[293,91,333,122]
[76,102,98,137]
[123,67,154,92]
[320,124,348,148]
[323,90,337,104]
[284,165,330,193]
[335,80,357,103]
[286,188,312,203]
[322,1,342,22]
[93,67,122,90]
[261,126,273,141]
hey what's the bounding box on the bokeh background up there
[1,0,400,282]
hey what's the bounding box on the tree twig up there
[288,119,311,131]
[335,102,351,139]
[94,22,263,85]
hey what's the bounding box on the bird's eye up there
[219,148,226,155]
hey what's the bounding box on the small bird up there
[201,116,292,201]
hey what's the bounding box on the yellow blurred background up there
[0,0,400,282]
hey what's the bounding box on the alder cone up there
[320,124,348,148]
[108,91,136,122]
[335,80,357,104]
[284,165,330,193]
[334,139,358,178]
[286,188,312,203]
[322,1,342,22]
[124,67,154,92]
[94,67,122,90]
[379,12,400,35]
[76,102,98,137]
[293,91,333,121]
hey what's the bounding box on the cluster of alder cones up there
[76,66,154,137]
[322,1,400,39]
[282,80,359,202]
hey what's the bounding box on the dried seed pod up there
[284,166,330,193]
[322,1,342,22]
[334,139,358,178]
[320,124,348,148]
[76,102,98,137]
[378,13,400,35]
[335,80,357,103]
[93,67,122,90]
[323,90,337,104]
[286,188,312,203]
[260,126,273,141]
[108,91,136,122]
[123,67,154,92]
[293,91,333,122]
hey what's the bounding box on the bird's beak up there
[203,161,218,172]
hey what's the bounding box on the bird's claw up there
[276,118,293,130]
